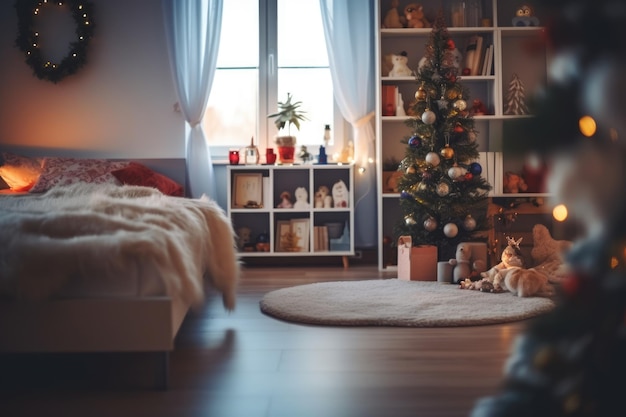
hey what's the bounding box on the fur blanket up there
[0,183,239,310]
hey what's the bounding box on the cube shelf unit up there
[376,0,552,270]
[227,164,354,258]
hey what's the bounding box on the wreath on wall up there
[14,0,95,84]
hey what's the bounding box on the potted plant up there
[268,93,308,163]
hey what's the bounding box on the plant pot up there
[275,136,296,164]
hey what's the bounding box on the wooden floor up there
[0,265,528,417]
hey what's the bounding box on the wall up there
[0,0,183,157]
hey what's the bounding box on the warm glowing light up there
[610,257,619,269]
[579,115,597,137]
[553,204,568,222]
[358,167,366,174]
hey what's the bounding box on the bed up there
[0,152,239,388]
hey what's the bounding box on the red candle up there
[228,150,240,165]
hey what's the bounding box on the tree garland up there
[14,0,95,83]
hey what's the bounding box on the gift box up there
[397,236,438,281]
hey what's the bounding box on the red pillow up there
[111,162,184,197]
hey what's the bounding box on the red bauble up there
[464,172,473,181]
[454,124,464,133]
[447,39,455,50]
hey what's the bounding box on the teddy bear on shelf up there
[293,187,310,209]
[388,51,413,77]
[382,0,405,28]
[331,180,349,208]
[314,185,332,209]
[503,171,529,193]
[449,242,487,284]
[276,191,293,208]
[404,3,431,28]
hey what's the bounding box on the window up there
[205,0,340,159]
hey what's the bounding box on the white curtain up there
[319,0,377,247]
[162,0,222,198]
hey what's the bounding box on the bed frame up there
[0,157,191,389]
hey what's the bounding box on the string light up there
[552,204,568,222]
[579,115,596,137]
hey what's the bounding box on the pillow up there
[111,162,184,197]
[0,152,43,191]
[29,157,129,193]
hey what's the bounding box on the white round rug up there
[260,279,556,327]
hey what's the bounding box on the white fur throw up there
[0,183,239,310]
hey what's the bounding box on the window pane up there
[277,68,333,146]
[217,0,258,67]
[205,69,258,146]
[277,0,328,67]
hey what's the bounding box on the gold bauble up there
[440,145,455,159]
[415,87,427,101]
[446,89,459,100]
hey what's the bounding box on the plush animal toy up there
[276,191,293,208]
[388,51,413,77]
[314,186,332,208]
[382,0,405,28]
[331,180,349,208]
[293,187,310,209]
[481,236,525,281]
[450,242,487,284]
[512,4,540,26]
[236,226,251,251]
[493,266,555,297]
[503,171,528,193]
[404,3,431,28]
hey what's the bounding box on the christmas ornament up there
[421,169,434,182]
[415,85,427,101]
[417,181,428,191]
[453,124,464,133]
[469,162,482,175]
[463,215,477,231]
[424,217,438,232]
[406,165,416,174]
[436,182,450,196]
[448,165,466,180]
[443,222,459,238]
[404,215,416,225]
[467,130,477,143]
[408,135,422,148]
[421,109,436,124]
[453,98,467,111]
[425,152,441,166]
[446,88,459,100]
[400,190,411,199]
[464,172,473,181]
[440,145,454,159]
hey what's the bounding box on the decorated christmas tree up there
[393,14,491,260]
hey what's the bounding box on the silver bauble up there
[421,109,436,125]
[443,223,459,238]
[425,151,441,167]
[463,215,477,231]
[423,217,438,232]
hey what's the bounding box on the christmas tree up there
[393,14,491,260]
[503,73,529,115]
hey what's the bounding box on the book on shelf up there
[481,44,494,76]
[382,85,398,116]
[464,35,483,76]
[313,226,329,252]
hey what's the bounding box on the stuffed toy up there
[331,180,349,208]
[481,236,525,281]
[404,3,431,28]
[388,51,413,77]
[236,226,251,251]
[470,98,489,115]
[382,0,405,28]
[449,242,486,284]
[512,4,540,26]
[493,266,555,297]
[503,171,528,193]
[276,191,293,208]
[293,187,310,209]
[529,224,572,283]
[314,185,332,209]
